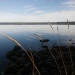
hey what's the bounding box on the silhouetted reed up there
[48,20,75,75]
[3,34,41,75]
[28,43,34,75]
[57,25,68,75]
[34,34,61,75]
[34,34,60,55]
[67,20,74,74]
[48,22,68,75]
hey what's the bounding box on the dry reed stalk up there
[48,22,68,75]
[46,43,61,75]
[3,34,41,75]
[67,20,69,29]
[48,22,54,31]
[34,34,60,56]
[34,34,61,75]
[34,34,42,40]
[67,20,74,72]
[48,22,61,53]
[57,26,68,75]
[48,42,60,55]
[28,43,34,75]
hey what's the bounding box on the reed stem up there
[3,34,41,75]
[57,26,68,75]
[34,34,61,75]
[28,43,34,75]
[67,20,74,72]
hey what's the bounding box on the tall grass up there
[28,43,34,75]
[2,34,41,75]
[67,20,74,73]
[48,22,68,75]
[57,25,68,75]
[34,34,61,75]
[34,34,60,55]
[48,21,75,75]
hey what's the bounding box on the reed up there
[34,34,60,55]
[3,34,41,75]
[48,21,75,75]
[34,34,61,75]
[48,21,54,31]
[28,43,34,75]
[67,20,74,74]
[57,25,68,75]
[48,22,61,55]
[48,22,68,75]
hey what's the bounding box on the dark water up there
[0,25,75,71]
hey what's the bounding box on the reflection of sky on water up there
[0,25,75,71]
[0,25,75,35]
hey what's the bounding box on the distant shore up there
[0,22,75,25]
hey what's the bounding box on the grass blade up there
[34,34,43,41]
[34,34,60,55]
[48,21,54,31]
[67,19,69,29]
[34,34,61,75]
[57,26,68,75]
[57,26,59,32]
[49,23,67,75]
[67,20,74,73]
[28,43,34,75]
[3,34,41,75]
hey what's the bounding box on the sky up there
[0,0,75,22]
[0,0,75,34]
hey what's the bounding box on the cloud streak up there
[35,10,45,14]
[62,0,75,8]
[24,5,34,8]
[24,8,35,12]
[63,0,75,5]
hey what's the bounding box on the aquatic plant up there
[34,34,61,75]
[67,19,74,74]
[48,20,75,75]
[28,43,34,75]
[2,34,41,75]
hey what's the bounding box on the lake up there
[0,25,75,72]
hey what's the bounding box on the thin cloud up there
[62,0,75,8]
[24,8,35,12]
[24,5,34,8]
[63,1,75,5]
[67,5,75,7]
[35,10,45,14]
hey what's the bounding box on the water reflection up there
[0,25,75,73]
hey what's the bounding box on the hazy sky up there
[0,0,75,22]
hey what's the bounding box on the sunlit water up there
[0,25,75,71]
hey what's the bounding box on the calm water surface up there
[0,25,75,71]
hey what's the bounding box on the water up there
[0,25,75,71]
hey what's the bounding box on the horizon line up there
[0,21,75,25]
